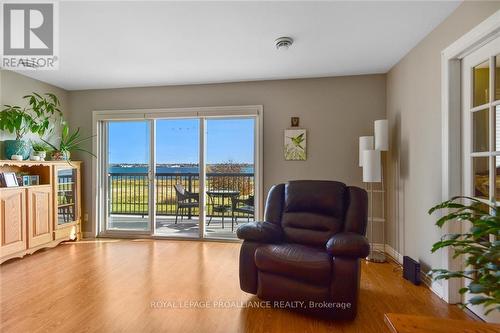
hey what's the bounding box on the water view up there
[109,164,254,174]
[106,118,256,239]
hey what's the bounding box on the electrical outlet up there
[84,213,88,222]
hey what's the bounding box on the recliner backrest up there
[263,180,368,247]
[344,186,368,235]
[281,180,347,247]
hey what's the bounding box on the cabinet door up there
[54,167,79,228]
[0,188,27,258]
[27,186,53,248]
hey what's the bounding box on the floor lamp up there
[374,119,388,262]
[363,149,385,262]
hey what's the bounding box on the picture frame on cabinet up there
[1,172,19,187]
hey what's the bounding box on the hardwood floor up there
[1,239,474,333]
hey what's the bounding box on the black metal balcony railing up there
[107,172,254,218]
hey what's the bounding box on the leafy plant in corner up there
[42,122,95,160]
[428,196,500,315]
[0,92,62,140]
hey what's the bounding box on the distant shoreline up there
[110,163,253,167]
[109,164,254,174]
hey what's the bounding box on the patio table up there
[206,189,240,230]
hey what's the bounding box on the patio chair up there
[231,195,254,227]
[174,184,199,223]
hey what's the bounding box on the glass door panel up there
[472,109,489,152]
[154,119,200,237]
[56,167,77,225]
[106,121,151,232]
[205,118,255,240]
[473,157,489,199]
[495,54,500,101]
[473,59,489,107]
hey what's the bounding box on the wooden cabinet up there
[27,186,53,249]
[0,188,27,260]
[0,161,82,264]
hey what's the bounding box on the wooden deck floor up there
[0,239,475,333]
[108,215,245,239]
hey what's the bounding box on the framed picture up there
[2,172,19,187]
[22,175,31,186]
[284,129,306,161]
[30,175,40,185]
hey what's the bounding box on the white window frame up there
[91,105,263,240]
[441,10,500,303]
[461,34,500,324]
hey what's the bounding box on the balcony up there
[107,172,255,238]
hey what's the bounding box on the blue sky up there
[108,118,254,164]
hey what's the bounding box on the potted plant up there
[42,122,95,161]
[0,93,62,160]
[428,196,499,315]
[30,141,52,161]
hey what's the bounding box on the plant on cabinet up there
[0,93,62,160]
[42,122,95,161]
[31,141,52,161]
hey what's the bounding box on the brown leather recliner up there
[236,180,369,320]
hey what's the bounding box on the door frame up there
[91,105,263,240]
[461,34,500,323]
[441,9,500,304]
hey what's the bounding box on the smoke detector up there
[275,37,293,50]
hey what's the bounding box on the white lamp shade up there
[362,150,381,182]
[374,119,388,151]
[358,136,374,167]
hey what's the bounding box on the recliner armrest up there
[236,221,283,243]
[326,232,370,258]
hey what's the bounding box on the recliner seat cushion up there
[254,244,332,286]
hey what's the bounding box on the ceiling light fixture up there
[275,37,293,51]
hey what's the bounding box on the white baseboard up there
[383,244,403,264]
[371,243,445,300]
[430,280,445,299]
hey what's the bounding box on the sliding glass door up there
[205,118,255,239]
[154,119,200,237]
[98,107,261,240]
[106,120,151,232]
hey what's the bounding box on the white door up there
[461,36,500,323]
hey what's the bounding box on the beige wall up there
[68,75,386,234]
[0,70,69,145]
[386,1,500,272]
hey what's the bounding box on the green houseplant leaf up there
[428,196,500,315]
[0,92,62,140]
[42,123,95,160]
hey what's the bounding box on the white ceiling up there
[19,1,461,91]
